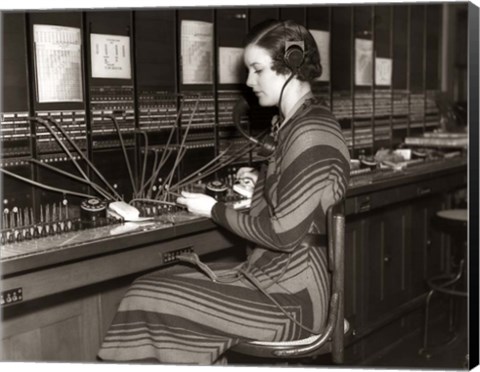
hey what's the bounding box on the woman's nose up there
[246,72,255,88]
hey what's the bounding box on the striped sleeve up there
[248,163,267,215]
[212,109,350,252]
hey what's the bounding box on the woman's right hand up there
[176,191,217,218]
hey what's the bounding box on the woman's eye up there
[254,69,262,74]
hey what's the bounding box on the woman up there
[98,19,350,365]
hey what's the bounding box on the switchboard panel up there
[85,11,136,199]
[409,5,426,137]
[216,9,251,165]
[1,13,31,161]
[176,9,216,180]
[353,6,374,152]
[1,12,36,233]
[331,6,354,151]
[25,12,90,212]
[306,6,331,107]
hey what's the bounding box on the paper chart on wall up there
[90,34,132,79]
[33,24,83,103]
[310,29,330,82]
[355,38,373,86]
[219,47,244,84]
[181,20,214,85]
[375,57,392,86]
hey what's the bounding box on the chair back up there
[328,202,345,363]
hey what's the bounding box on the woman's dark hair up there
[244,19,322,82]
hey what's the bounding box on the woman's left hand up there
[176,191,217,218]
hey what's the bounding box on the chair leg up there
[448,296,456,332]
[419,289,435,358]
[419,288,460,358]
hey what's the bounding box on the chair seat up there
[437,209,467,222]
[433,209,468,235]
[246,319,350,347]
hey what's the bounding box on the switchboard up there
[1,5,453,264]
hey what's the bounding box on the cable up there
[239,268,320,335]
[135,130,150,198]
[0,167,97,199]
[157,96,200,200]
[33,117,116,201]
[144,148,175,199]
[103,114,137,196]
[140,149,159,199]
[34,118,90,182]
[143,97,185,199]
[176,251,320,335]
[169,144,233,191]
[170,138,257,191]
[161,97,199,194]
[277,73,296,123]
[29,159,113,200]
[158,146,187,200]
[43,117,122,200]
[145,147,177,199]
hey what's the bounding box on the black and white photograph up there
[0,0,478,370]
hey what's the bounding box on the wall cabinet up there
[342,168,465,364]
[1,291,101,361]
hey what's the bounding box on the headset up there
[284,40,305,72]
[283,20,306,72]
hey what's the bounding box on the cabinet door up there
[408,195,447,299]
[1,292,101,362]
[344,217,365,329]
[344,217,366,363]
[363,203,410,324]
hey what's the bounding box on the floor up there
[227,303,470,370]
[363,315,469,370]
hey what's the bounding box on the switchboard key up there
[7,231,15,244]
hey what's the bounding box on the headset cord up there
[239,267,320,335]
[276,73,296,128]
[177,253,244,284]
[177,251,320,335]
[261,251,293,290]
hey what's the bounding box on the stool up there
[419,209,468,358]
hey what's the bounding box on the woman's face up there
[244,44,288,107]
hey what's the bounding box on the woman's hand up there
[236,167,259,187]
[176,191,217,218]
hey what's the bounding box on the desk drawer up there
[347,173,464,215]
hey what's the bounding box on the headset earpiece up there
[284,40,305,72]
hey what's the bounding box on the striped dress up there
[97,98,350,365]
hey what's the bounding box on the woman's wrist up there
[176,191,218,218]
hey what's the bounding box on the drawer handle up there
[358,202,371,212]
[417,187,431,196]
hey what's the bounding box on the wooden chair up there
[230,202,348,363]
